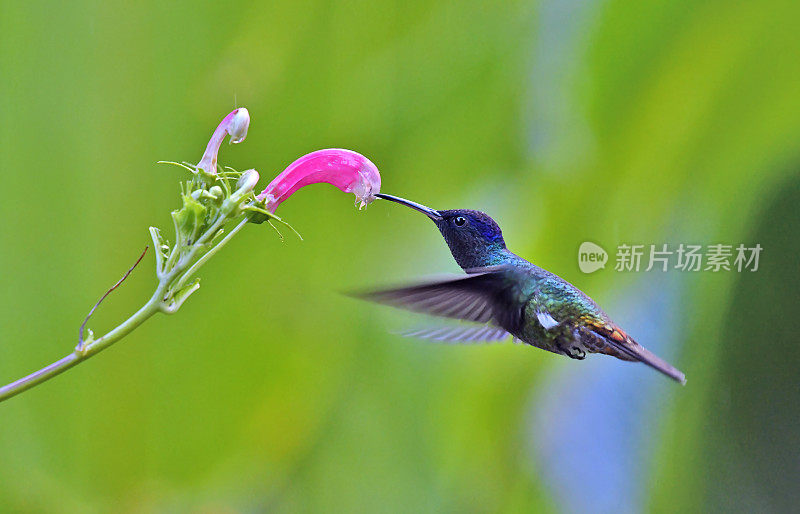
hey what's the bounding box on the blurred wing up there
[401,324,511,343]
[355,267,528,333]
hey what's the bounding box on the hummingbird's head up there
[375,194,508,270]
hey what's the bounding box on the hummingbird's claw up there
[560,344,586,360]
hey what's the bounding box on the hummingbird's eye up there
[453,216,467,227]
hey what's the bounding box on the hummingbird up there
[359,193,686,384]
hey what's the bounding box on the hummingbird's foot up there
[563,346,586,360]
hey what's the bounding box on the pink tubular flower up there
[257,149,381,212]
[197,108,250,175]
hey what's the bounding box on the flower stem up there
[0,213,254,404]
[0,290,162,403]
[171,216,248,292]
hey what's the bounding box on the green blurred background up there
[1,0,798,512]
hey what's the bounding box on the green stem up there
[171,216,248,292]
[0,208,255,404]
[0,289,163,403]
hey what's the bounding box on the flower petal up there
[257,149,381,212]
[197,108,250,175]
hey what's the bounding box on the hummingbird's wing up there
[354,267,528,334]
[401,324,511,343]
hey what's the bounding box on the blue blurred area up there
[531,273,684,513]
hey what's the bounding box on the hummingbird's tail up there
[604,336,686,385]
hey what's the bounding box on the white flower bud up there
[227,107,249,144]
[235,169,260,195]
[209,185,224,200]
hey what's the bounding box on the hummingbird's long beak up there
[374,193,442,220]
